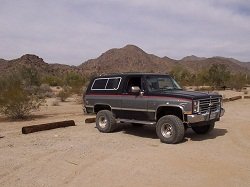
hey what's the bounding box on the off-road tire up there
[192,122,215,134]
[156,115,185,144]
[96,110,117,133]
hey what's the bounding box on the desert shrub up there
[20,67,41,87]
[206,64,230,88]
[169,66,192,86]
[40,84,51,92]
[39,84,54,98]
[24,85,40,95]
[0,74,43,119]
[64,72,86,95]
[57,86,71,102]
[51,99,59,106]
[42,76,63,86]
[228,73,247,91]
[76,87,86,103]
[194,69,210,86]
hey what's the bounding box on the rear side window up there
[91,79,107,89]
[91,77,121,90]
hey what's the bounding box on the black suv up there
[84,73,225,144]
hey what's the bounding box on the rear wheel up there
[156,115,185,144]
[96,110,117,133]
[192,122,215,134]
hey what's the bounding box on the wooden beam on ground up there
[85,118,96,123]
[229,96,242,101]
[244,96,250,99]
[22,120,75,134]
[223,98,230,102]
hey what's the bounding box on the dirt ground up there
[0,93,250,187]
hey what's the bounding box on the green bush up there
[42,76,63,86]
[0,74,43,119]
[169,66,192,86]
[64,72,86,95]
[20,67,41,87]
[228,73,247,91]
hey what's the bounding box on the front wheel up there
[156,115,185,144]
[96,110,117,133]
[191,122,215,134]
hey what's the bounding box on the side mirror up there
[131,86,141,93]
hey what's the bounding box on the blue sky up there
[0,0,250,65]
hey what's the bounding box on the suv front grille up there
[199,98,220,114]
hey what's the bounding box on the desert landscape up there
[1,1,250,186]
[0,89,249,187]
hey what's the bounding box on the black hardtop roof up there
[95,72,170,78]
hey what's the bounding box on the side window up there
[91,79,108,90]
[125,77,142,93]
[146,76,158,91]
[158,78,172,88]
[106,78,120,90]
[91,77,121,90]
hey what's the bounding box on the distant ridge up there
[79,45,250,75]
[0,54,81,77]
[181,55,206,61]
[1,45,250,77]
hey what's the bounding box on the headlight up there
[193,100,200,113]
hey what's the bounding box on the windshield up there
[145,75,182,93]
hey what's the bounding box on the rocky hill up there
[79,45,179,75]
[179,56,249,74]
[1,45,249,78]
[79,45,250,75]
[0,54,82,77]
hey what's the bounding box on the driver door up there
[120,76,148,121]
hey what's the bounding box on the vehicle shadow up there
[116,123,158,139]
[185,128,228,141]
[115,124,227,142]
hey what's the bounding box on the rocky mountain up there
[79,45,250,75]
[78,45,179,75]
[1,45,249,78]
[0,54,82,77]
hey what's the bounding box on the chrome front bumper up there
[187,108,225,124]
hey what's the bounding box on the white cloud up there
[0,0,250,64]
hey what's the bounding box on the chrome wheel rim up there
[161,123,173,138]
[99,115,108,128]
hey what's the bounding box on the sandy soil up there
[0,94,250,187]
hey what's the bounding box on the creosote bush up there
[0,74,43,119]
